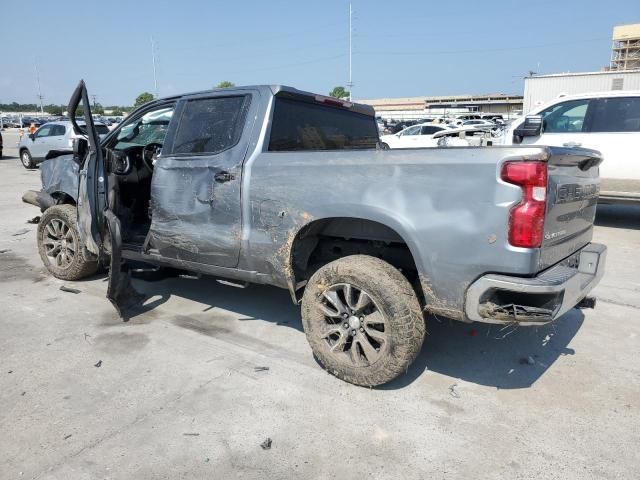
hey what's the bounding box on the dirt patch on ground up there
[93,332,150,354]
[0,251,47,283]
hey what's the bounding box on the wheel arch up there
[287,213,428,302]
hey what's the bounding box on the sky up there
[2,0,639,106]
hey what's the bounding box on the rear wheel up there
[37,205,99,280]
[20,149,36,169]
[380,142,390,150]
[301,255,425,386]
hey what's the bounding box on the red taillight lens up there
[501,161,548,248]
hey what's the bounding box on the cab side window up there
[590,97,640,132]
[539,99,590,133]
[172,96,251,155]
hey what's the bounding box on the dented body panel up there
[40,154,79,201]
[242,146,550,320]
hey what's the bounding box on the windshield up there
[114,107,174,149]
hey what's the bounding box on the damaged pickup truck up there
[23,80,607,386]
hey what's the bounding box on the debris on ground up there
[12,229,29,236]
[8,370,13,374]
[63,434,72,440]
[520,356,535,366]
[26,216,41,224]
[449,383,460,399]
[83,333,92,344]
[204,458,210,463]
[260,437,272,450]
[183,433,200,436]
[254,366,270,372]
[21,392,26,396]
[94,360,102,368]
[0,249,11,254]
[59,285,81,294]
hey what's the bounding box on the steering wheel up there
[142,142,163,170]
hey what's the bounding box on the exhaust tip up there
[577,296,597,309]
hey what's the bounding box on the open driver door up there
[68,80,142,319]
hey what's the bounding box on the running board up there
[120,248,278,287]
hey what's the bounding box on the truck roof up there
[147,85,375,117]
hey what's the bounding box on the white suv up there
[502,91,640,204]
[18,121,110,169]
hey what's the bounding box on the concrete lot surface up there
[1,129,639,479]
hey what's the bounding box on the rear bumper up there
[465,243,607,325]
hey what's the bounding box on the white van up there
[503,91,640,204]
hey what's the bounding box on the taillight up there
[314,95,353,108]
[501,161,548,248]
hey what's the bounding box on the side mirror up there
[72,137,88,163]
[29,133,35,140]
[514,115,543,137]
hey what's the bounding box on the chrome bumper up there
[465,243,607,325]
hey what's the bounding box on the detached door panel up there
[149,92,256,268]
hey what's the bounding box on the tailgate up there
[539,147,602,270]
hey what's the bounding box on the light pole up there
[347,2,353,101]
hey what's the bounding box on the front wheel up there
[20,149,36,169]
[301,255,425,386]
[37,205,99,280]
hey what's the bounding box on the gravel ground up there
[1,128,639,479]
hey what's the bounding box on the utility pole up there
[34,59,44,114]
[347,1,353,101]
[151,35,159,99]
[91,94,97,108]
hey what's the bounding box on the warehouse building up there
[358,94,523,121]
[523,70,640,113]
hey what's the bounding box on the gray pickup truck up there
[23,80,606,386]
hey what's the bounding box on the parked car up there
[18,120,110,169]
[4,117,22,128]
[462,119,496,127]
[502,91,640,204]
[23,80,606,386]
[379,123,451,148]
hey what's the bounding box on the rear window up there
[96,124,109,135]
[172,96,251,155]
[268,97,378,151]
[590,97,640,132]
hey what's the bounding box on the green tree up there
[329,86,350,99]
[134,92,155,107]
[112,108,123,116]
[216,81,235,88]
[93,104,105,115]
[45,105,63,115]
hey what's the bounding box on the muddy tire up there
[301,255,425,386]
[37,205,99,281]
[20,149,36,169]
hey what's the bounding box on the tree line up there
[2,83,351,116]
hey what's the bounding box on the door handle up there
[563,141,582,147]
[214,171,235,182]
